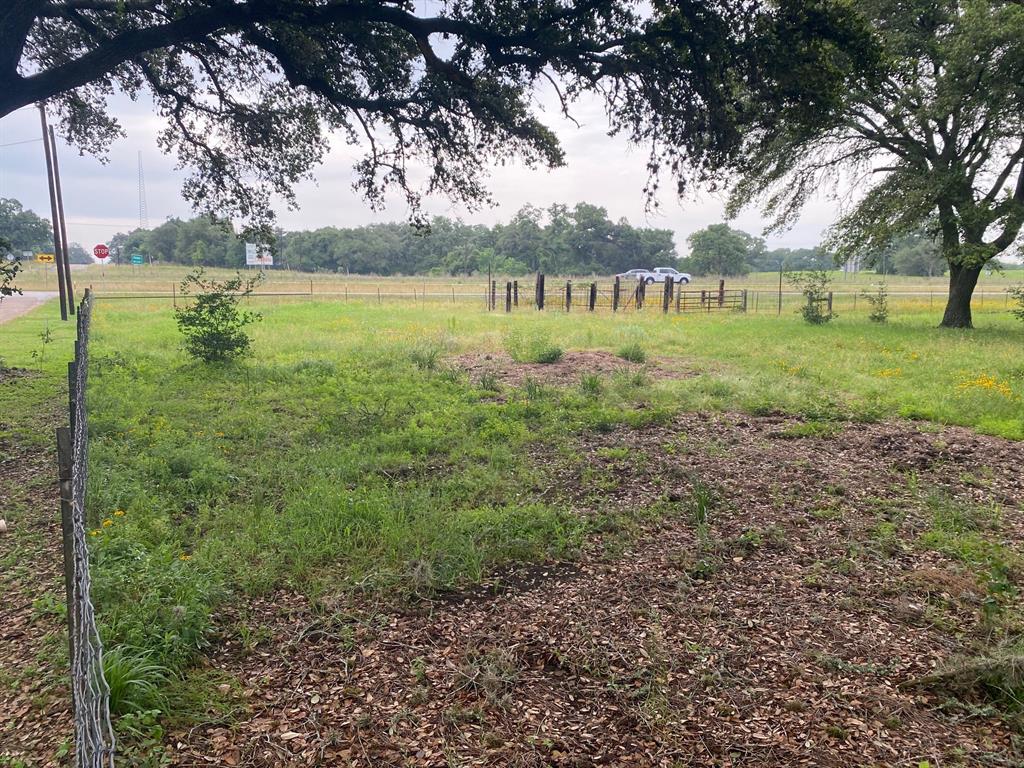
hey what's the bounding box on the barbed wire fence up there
[56,288,116,767]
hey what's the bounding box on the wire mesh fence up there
[57,288,116,767]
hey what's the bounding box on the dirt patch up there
[0,366,37,385]
[168,415,1024,767]
[451,350,696,388]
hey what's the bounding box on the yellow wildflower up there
[89,529,101,537]
[956,374,1015,399]
[101,518,113,527]
[114,510,125,517]
[876,368,902,378]
[179,554,191,561]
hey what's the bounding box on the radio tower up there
[137,151,149,230]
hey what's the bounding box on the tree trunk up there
[940,263,982,328]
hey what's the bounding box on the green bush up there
[174,269,263,362]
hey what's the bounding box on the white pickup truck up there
[615,267,692,285]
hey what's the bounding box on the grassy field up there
[2,295,1024,763]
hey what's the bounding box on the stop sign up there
[94,244,110,260]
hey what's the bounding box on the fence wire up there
[66,290,116,767]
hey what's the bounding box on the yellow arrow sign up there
[36,253,55,264]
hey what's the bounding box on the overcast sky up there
[0,90,843,256]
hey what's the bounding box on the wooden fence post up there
[636,280,645,310]
[565,280,572,312]
[491,280,497,311]
[613,276,620,312]
[718,279,725,307]
[536,273,545,310]
[662,278,672,313]
[827,291,834,314]
[55,426,76,687]
[505,281,512,312]
[513,280,519,307]
[742,289,748,312]
[589,282,597,311]
[676,284,682,313]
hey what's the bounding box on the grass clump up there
[102,647,169,716]
[617,342,646,364]
[504,328,562,363]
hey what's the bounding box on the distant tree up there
[884,232,945,277]
[685,224,761,276]
[67,243,93,265]
[729,0,1024,328]
[756,247,834,273]
[2,2,874,237]
[0,198,51,253]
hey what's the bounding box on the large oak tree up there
[2,0,871,234]
[728,0,1024,328]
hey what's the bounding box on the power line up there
[0,137,43,148]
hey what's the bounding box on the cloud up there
[1,91,842,254]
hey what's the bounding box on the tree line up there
[110,203,681,276]
[5,193,967,278]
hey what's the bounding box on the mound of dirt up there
[450,350,695,387]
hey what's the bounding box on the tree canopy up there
[2,0,873,233]
[109,203,678,275]
[0,198,52,253]
[727,0,1024,327]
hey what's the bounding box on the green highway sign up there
[130,254,144,265]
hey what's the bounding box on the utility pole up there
[49,126,75,315]
[38,104,68,321]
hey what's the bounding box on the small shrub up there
[1009,284,1024,323]
[175,269,263,362]
[862,281,889,323]
[787,270,836,325]
[617,342,646,364]
[504,328,563,364]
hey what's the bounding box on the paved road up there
[0,292,58,325]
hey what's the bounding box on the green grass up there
[2,295,1023,725]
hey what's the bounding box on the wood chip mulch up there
[168,415,1024,767]
[0,400,73,765]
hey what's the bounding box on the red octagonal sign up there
[94,244,110,260]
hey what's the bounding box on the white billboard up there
[244,242,274,266]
